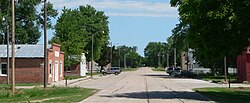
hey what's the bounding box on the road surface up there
[74,67,220,103]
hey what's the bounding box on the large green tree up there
[0,0,57,44]
[51,5,109,67]
[170,0,250,73]
[144,42,169,67]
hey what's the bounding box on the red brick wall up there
[47,43,64,83]
[0,43,64,84]
[0,58,43,84]
[66,64,80,76]
[237,48,250,82]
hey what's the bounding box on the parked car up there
[166,67,181,75]
[101,67,121,75]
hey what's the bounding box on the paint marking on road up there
[144,68,150,103]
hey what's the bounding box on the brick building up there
[237,46,250,82]
[0,43,64,84]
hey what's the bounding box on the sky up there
[39,0,179,56]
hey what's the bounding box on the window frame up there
[0,62,7,76]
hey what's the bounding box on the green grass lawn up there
[86,72,101,76]
[122,68,139,72]
[0,83,40,87]
[194,87,250,103]
[65,75,86,80]
[151,67,165,71]
[198,75,237,83]
[0,87,96,103]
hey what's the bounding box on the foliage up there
[50,5,109,67]
[170,0,250,73]
[0,87,96,102]
[194,87,250,103]
[144,42,169,67]
[107,45,143,68]
[0,0,57,44]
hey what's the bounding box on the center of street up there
[76,67,218,103]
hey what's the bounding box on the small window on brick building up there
[49,61,52,76]
[60,61,63,77]
[0,63,7,75]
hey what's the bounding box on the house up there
[237,46,250,82]
[0,43,64,84]
[181,48,211,74]
[67,53,88,76]
[87,60,100,73]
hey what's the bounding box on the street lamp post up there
[2,17,10,85]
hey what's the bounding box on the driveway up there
[73,67,227,103]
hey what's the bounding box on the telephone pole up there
[11,0,15,95]
[43,0,48,88]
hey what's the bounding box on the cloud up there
[49,0,178,17]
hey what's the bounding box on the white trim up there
[0,62,7,76]
[60,61,63,77]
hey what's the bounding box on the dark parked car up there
[101,67,121,75]
[166,67,181,75]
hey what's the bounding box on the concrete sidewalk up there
[49,74,103,87]
[15,74,104,89]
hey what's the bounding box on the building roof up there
[0,44,45,58]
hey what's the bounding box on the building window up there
[60,61,63,77]
[0,63,7,76]
[49,60,52,77]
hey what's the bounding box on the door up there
[54,61,59,81]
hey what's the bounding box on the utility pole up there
[91,33,94,78]
[7,19,10,85]
[174,48,176,68]
[224,56,227,82]
[166,52,169,67]
[11,0,15,95]
[124,53,128,68]
[118,47,120,67]
[110,42,112,67]
[158,53,160,67]
[2,16,10,85]
[43,0,48,88]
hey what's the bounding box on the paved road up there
[75,67,220,103]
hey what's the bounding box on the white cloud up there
[49,0,178,17]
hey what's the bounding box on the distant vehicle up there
[101,67,121,75]
[166,67,181,75]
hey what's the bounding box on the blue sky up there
[39,0,179,56]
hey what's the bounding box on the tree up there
[170,0,250,74]
[144,42,168,67]
[50,5,109,68]
[0,0,57,44]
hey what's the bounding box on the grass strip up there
[0,87,96,103]
[194,87,250,103]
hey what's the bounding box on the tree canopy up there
[0,0,57,44]
[170,0,250,72]
[144,42,169,67]
[50,5,109,67]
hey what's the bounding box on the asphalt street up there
[75,67,220,103]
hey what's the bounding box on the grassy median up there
[0,87,96,103]
[194,87,250,103]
